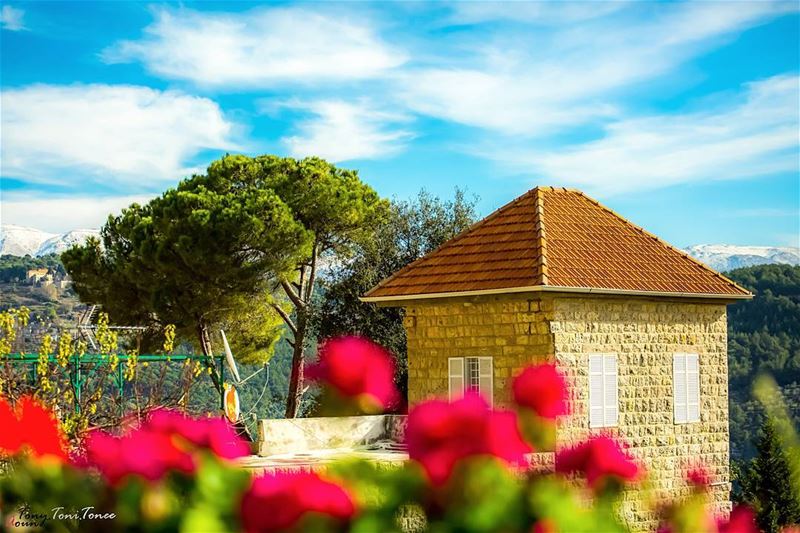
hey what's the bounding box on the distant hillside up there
[684,244,800,272]
[726,264,800,460]
[0,224,100,257]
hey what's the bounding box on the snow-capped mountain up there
[684,244,800,272]
[0,225,99,257]
[36,229,102,256]
[0,225,55,256]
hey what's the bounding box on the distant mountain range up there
[0,224,798,272]
[0,224,100,257]
[684,244,800,272]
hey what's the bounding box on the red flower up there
[512,363,569,419]
[147,409,249,459]
[686,465,712,489]
[240,471,355,533]
[83,428,195,485]
[0,396,67,462]
[405,393,532,485]
[82,409,248,485]
[716,506,758,533]
[555,435,640,490]
[307,336,400,411]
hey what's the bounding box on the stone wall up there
[402,292,732,531]
[550,295,731,530]
[404,294,553,405]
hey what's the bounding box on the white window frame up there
[588,353,618,428]
[448,356,493,406]
[673,353,700,424]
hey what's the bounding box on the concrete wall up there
[403,292,732,531]
[258,414,406,456]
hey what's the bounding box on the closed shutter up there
[603,355,618,427]
[674,353,700,423]
[687,354,700,422]
[478,357,493,406]
[673,354,687,423]
[448,357,465,402]
[589,354,618,428]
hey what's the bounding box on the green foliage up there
[193,155,389,417]
[726,265,800,459]
[62,155,314,363]
[727,264,800,386]
[313,189,478,399]
[735,417,800,533]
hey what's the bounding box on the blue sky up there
[1,1,798,247]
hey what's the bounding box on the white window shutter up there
[448,357,465,402]
[604,354,618,427]
[589,355,604,428]
[686,354,700,422]
[673,354,687,423]
[478,357,493,406]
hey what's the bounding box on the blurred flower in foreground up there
[240,471,355,533]
[307,336,400,413]
[685,465,712,490]
[82,409,248,485]
[555,435,640,491]
[405,393,532,485]
[0,395,67,462]
[512,363,568,419]
[716,506,758,533]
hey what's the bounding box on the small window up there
[673,353,700,423]
[589,354,618,428]
[448,356,493,405]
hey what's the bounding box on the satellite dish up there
[220,330,242,383]
[223,383,240,423]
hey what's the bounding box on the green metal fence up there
[3,353,225,413]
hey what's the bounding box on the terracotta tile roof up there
[363,187,751,301]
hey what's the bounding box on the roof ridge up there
[363,188,540,298]
[532,187,548,285]
[571,190,751,296]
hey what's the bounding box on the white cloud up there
[496,75,799,194]
[278,100,413,162]
[0,194,154,234]
[400,1,797,136]
[102,6,406,88]
[1,5,25,31]
[447,1,629,25]
[1,84,239,187]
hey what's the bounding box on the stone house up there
[362,187,751,529]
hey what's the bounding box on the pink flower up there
[240,471,355,533]
[555,435,641,490]
[307,336,400,411]
[147,409,249,459]
[512,364,569,419]
[83,428,195,485]
[82,409,248,484]
[405,393,532,485]
[716,506,758,533]
[0,396,67,462]
[686,465,712,489]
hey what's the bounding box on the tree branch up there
[303,242,318,303]
[271,303,297,336]
[281,280,305,309]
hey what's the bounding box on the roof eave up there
[360,284,753,304]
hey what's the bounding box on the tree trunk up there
[196,321,222,394]
[284,309,307,418]
[284,243,318,419]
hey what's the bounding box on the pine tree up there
[737,417,800,533]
